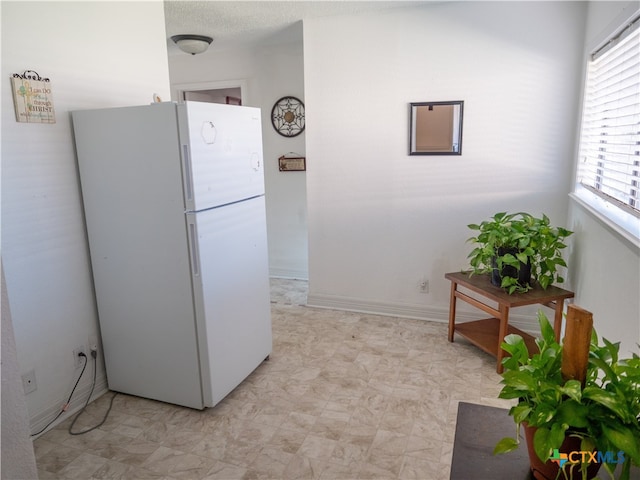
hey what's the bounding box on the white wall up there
[2,264,38,480]
[1,1,171,433]
[304,2,587,326]
[168,24,309,279]
[3,0,637,442]
[567,1,640,358]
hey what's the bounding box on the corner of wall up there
[1,261,39,479]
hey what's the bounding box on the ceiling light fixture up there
[171,34,213,55]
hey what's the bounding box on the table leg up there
[448,281,458,342]
[496,305,510,374]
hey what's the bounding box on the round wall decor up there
[271,96,305,137]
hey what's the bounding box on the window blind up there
[577,18,640,216]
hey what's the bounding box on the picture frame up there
[409,101,463,155]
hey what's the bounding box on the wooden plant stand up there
[445,271,575,373]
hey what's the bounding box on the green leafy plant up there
[494,311,640,479]
[467,212,573,294]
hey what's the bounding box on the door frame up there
[172,79,248,104]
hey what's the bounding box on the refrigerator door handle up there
[188,220,200,277]
[182,144,194,203]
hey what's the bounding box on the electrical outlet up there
[419,278,429,293]
[73,346,87,368]
[88,334,98,353]
[22,369,37,395]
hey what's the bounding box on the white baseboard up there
[306,292,541,335]
[269,267,308,280]
[30,373,109,438]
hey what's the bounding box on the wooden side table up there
[445,271,574,373]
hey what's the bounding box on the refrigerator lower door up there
[187,195,272,407]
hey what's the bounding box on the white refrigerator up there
[72,101,272,409]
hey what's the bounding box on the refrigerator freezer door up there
[178,102,265,212]
[187,196,272,407]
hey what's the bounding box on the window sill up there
[569,185,640,251]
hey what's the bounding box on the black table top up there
[450,401,532,480]
[450,402,639,480]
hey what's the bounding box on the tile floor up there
[34,279,512,479]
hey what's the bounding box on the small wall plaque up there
[278,154,306,172]
[11,70,56,124]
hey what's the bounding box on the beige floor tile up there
[36,468,60,480]
[159,426,207,452]
[36,444,84,475]
[89,458,134,479]
[32,437,58,458]
[56,452,108,479]
[297,434,339,461]
[202,460,247,479]
[138,419,178,444]
[330,427,376,466]
[310,415,347,440]
[106,438,161,467]
[219,437,263,466]
[281,455,319,479]
[317,459,365,480]
[141,445,216,479]
[269,427,308,454]
[360,452,404,478]
[280,410,317,432]
[370,430,409,457]
[399,454,436,480]
[247,446,294,479]
[33,279,514,480]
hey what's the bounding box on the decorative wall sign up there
[11,70,56,124]
[271,96,305,137]
[278,154,306,172]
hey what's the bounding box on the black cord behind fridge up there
[31,350,117,437]
[68,350,117,435]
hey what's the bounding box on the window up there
[574,15,640,243]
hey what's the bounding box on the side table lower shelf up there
[455,318,539,359]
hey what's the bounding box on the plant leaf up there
[602,424,640,464]
[510,405,532,424]
[538,311,556,345]
[582,387,629,421]
[558,380,582,403]
[533,427,552,463]
[602,337,620,364]
[493,437,520,455]
[501,334,529,365]
[549,422,569,449]
[555,400,588,428]
[501,370,536,391]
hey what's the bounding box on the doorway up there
[182,88,241,105]
[173,80,247,106]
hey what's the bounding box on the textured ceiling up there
[164,1,424,54]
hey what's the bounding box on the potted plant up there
[467,212,573,294]
[494,311,640,479]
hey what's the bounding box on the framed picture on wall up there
[11,70,56,124]
[409,101,463,155]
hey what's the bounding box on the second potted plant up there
[494,311,640,479]
[467,212,573,294]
